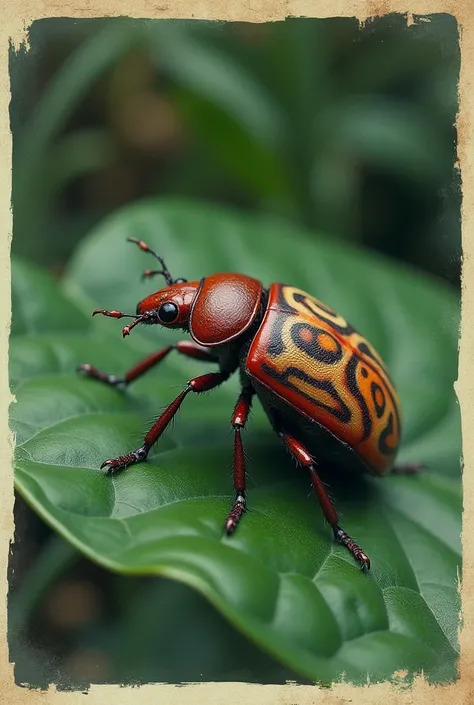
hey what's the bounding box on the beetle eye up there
[158,301,179,323]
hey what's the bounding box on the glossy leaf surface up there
[12,200,461,684]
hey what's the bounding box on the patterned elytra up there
[246,284,401,476]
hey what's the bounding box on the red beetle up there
[78,238,422,570]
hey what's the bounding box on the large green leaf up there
[11,199,461,684]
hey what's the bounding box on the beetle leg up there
[225,387,255,535]
[279,432,371,571]
[100,371,229,473]
[77,341,219,389]
[391,462,424,474]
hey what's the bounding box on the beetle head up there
[92,238,199,336]
[134,281,200,332]
[92,238,263,344]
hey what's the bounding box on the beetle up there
[78,237,422,570]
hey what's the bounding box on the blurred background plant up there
[11,14,460,282]
[9,13,460,688]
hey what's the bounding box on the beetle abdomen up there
[245,284,401,475]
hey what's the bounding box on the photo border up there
[1,2,470,703]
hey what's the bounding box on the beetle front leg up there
[77,341,219,389]
[279,432,371,571]
[225,387,255,535]
[101,371,229,473]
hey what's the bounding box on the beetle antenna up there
[92,309,139,319]
[127,238,187,286]
[141,268,167,281]
[92,309,148,338]
[121,316,146,338]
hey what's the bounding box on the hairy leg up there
[77,341,219,388]
[101,371,229,473]
[279,431,371,570]
[224,387,255,535]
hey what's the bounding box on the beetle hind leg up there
[391,462,424,475]
[278,431,371,571]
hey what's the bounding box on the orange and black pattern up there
[246,284,401,475]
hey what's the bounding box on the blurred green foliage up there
[11,14,460,282]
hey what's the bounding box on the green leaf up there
[96,576,305,684]
[11,259,91,339]
[12,199,461,684]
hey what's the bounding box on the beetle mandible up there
[78,238,422,570]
